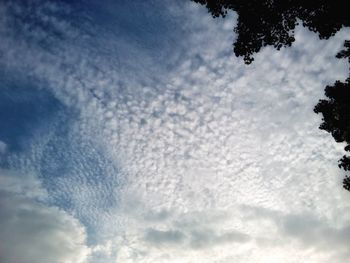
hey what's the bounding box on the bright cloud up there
[0,170,90,263]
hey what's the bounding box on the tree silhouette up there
[192,0,350,64]
[192,0,350,191]
[314,41,350,191]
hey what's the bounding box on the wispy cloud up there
[0,141,6,154]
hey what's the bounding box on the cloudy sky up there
[1,1,350,262]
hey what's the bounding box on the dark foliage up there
[344,176,350,191]
[192,0,350,191]
[314,41,350,191]
[192,0,350,64]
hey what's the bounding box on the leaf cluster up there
[314,41,350,191]
[192,0,350,63]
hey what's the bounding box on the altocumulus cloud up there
[1,0,350,263]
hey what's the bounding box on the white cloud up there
[241,205,350,261]
[0,168,47,199]
[0,169,90,263]
[1,1,350,263]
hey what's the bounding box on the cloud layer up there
[1,1,350,263]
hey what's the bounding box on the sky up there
[0,0,350,263]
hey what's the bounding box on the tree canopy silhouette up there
[192,0,350,191]
[192,0,350,64]
[314,41,350,191]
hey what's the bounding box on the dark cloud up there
[189,228,251,249]
[144,228,186,245]
[143,226,250,249]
